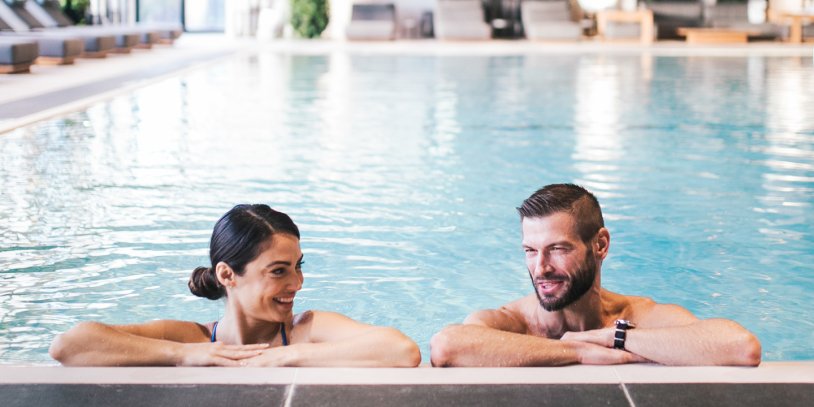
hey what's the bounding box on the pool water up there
[1,52,812,364]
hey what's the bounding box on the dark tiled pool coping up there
[1,363,812,406]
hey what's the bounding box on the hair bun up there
[188,266,224,300]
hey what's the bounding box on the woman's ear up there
[215,262,236,288]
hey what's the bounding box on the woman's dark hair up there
[189,204,300,300]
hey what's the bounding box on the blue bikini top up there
[210,321,288,346]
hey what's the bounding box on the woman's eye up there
[271,268,286,275]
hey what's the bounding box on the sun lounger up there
[649,0,704,39]
[705,2,783,41]
[346,3,397,40]
[0,37,38,73]
[21,0,140,52]
[521,0,582,40]
[36,0,180,46]
[1,1,114,57]
[434,0,491,40]
[1,5,85,64]
[0,33,83,64]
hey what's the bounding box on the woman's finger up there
[216,349,266,360]
[220,343,270,351]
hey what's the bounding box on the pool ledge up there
[1,362,812,384]
[2,363,812,407]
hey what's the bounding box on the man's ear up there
[595,227,610,260]
[215,262,236,288]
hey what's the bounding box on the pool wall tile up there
[613,362,814,383]
[0,384,289,407]
[294,366,621,384]
[625,383,814,407]
[291,384,631,407]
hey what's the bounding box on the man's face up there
[521,213,598,312]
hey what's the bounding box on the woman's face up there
[233,233,303,322]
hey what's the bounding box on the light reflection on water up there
[1,53,813,364]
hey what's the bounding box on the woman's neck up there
[217,308,285,345]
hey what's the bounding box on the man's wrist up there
[613,320,635,350]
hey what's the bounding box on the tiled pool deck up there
[1,363,812,406]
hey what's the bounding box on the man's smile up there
[537,280,566,296]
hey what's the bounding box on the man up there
[430,184,761,367]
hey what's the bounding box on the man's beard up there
[529,248,597,312]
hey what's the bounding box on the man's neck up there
[538,286,620,335]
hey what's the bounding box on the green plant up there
[60,0,90,25]
[291,0,330,39]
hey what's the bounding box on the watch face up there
[615,319,634,329]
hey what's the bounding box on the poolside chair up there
[35,0,182,43]
[1,0,114,57]
[434,0,491,40]
[767,0,814,41]
[648,0,704,39]
[521,0,583,40]
[0,36,37,73]
[19,0,140,53]
[346,2,397,40]
[704,1,783,41]
[0,4,86,64]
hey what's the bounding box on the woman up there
[49,204,421,367]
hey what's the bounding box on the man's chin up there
[538,295,568,312]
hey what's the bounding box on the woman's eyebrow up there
[265,260,292,268]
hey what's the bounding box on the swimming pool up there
[1,51,812,364]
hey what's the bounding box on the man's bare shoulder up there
[620,294,699,328]
[465,295,538,333]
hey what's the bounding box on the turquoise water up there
[1,52,813,364]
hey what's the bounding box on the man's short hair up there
[517,184,604,243]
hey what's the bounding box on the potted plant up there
[290,0,330,38]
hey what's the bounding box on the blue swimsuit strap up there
[211,320,288,346]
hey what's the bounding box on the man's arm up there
[430,308,642,367]
[562,304,762,366]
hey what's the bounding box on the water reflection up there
[1,52,813,363]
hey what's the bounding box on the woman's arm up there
[245,311,421,367]
[49,320,268,366]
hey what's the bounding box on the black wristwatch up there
[613,319,636,350]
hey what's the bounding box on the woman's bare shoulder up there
[116,320,211,343]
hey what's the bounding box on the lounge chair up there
[705,1,783,41]
[649,0,704,39]
[434,0,491,40]
[20,0,140,53]
[346,2,397,40]
[0,4,86,64]
[1,0,114,57]
[35,0,180,44]
[0,36,38,73]
[521,0,583,40]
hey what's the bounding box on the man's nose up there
[532,252,553,277]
